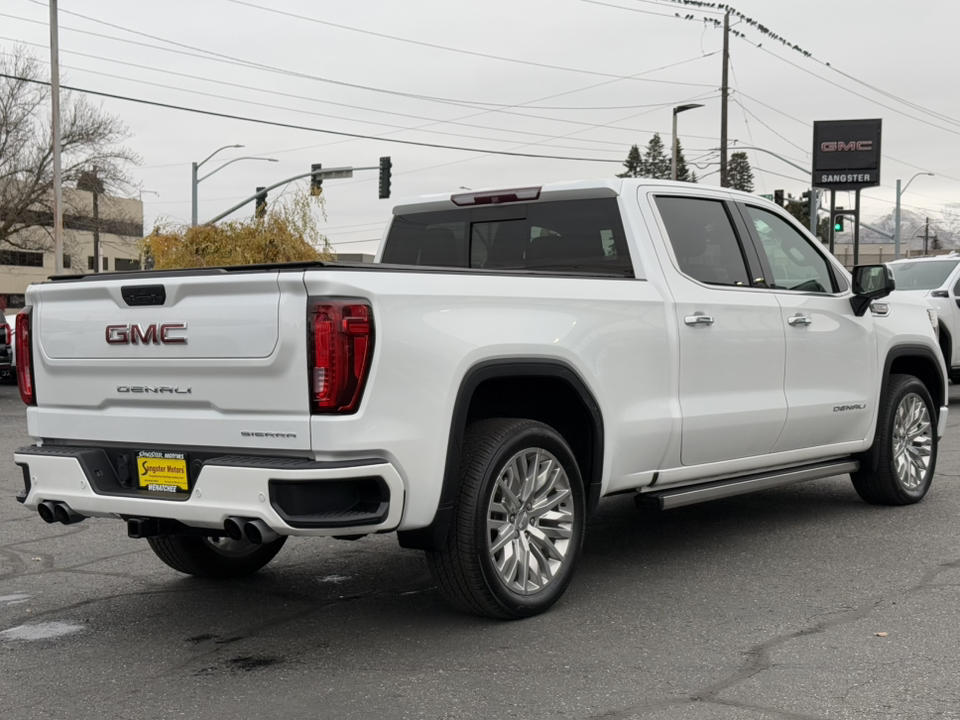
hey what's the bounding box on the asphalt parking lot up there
[3,382,960,720]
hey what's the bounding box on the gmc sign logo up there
[820,141,873,152]
[106,323,188,345]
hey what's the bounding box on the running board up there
[637,459,859,510]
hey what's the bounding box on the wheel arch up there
[397,358,604,551]
[938,322,952,369]
[882,344,946,418]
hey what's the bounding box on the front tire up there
[426,418,586,620]
[147,534,286,578]
[851,374,938,505]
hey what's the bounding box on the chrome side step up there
[637,459,859,510]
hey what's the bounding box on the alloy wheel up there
[486,448,574,595]
[892,392,933,491]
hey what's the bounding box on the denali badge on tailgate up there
[106,323,188,345]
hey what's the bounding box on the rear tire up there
[147,534,286,578]
[851,374,937,505]
[426,418,586,620]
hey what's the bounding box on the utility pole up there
[924,216,930,256]
[719,10,730,188]
[49,0,64,274]
[92,189,100,273]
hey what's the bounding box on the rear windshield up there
[888,260,959,290]
[380,198,634,277]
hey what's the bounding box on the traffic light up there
[379,156,392,199]
[774,189,784,207]
[310,163,323,196]
[801,190,810,202]
[255,186,267,219]
[834,206,844,233]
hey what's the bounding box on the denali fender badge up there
[833,403,867,412]
[241,431,298,438]
[117,386,192,394]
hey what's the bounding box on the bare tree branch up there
[0,46,139,253]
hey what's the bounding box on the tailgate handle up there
[121,285,166,307]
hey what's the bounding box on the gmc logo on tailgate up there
[106,323,188,345]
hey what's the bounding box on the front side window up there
[745,206,834,293]
[655,196,750,287]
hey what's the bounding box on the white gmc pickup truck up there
[13,179,947,619]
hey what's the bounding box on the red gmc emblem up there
[106,323,188,345]
[820,141,873,152]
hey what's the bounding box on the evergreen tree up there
[674,139,696,183]
[643,133,671,180]
[727,151,755,192]
[616,144,644,178]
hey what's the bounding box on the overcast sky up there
[4,0,960,254]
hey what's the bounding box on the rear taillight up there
[16,307,35,406]
[308,299,374,413]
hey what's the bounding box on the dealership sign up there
[812,119,882,189]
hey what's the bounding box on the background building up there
[0,188,143,310]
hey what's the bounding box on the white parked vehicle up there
[13,179,947,618]
[887,254,960,381]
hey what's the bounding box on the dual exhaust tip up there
[37,500,85,525]
[37,503,275,543]
[223,516,278,545]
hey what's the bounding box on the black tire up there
[851,374,938,505]
[147,534,286,578]
[426,418,586,620]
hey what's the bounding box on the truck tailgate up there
[29,272,312,451]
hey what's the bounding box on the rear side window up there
[655,196,750,287]
[381,198,633,277]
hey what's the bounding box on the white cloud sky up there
[4,0,959,253]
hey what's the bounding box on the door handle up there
[788,315,812,327]
[684,314,715,326]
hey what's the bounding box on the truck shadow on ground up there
[60,476,920,636]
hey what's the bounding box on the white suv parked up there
[888,254,960,381]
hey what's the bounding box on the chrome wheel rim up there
[204,536,260,557]
[486,448,575,596]
[892,393,933,491]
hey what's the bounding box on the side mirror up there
[850,265,896,316]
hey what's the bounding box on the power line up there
[1,47,650,156]
[18,1,716,95]
[731,91,960,188]
[630,0,725,14]
[0,72,633,164]
[2,12,729,142]
[732,97,807,155]
[224,0,714,89]
[584,0,960,135]
[1,40,719,152]
[743,41,960,139]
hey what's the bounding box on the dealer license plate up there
[137,451,189,494]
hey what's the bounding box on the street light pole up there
[672,104,704,181]
[191,144,243,226]
[894,172,934,260]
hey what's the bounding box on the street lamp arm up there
[900,172,935,197]
[724,146,808,175]
[196,144,244,170]
[198,156,279,183]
